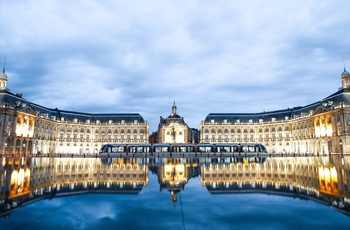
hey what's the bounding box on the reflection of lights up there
[330,167,338,181]
[275,182,280,190]
[289,184,294,191]
[318,166,338,195]
[319,167,324,178]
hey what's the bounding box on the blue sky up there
[1,0,350,132]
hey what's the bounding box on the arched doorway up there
[15,139,21,154]
[328,139,332,155]
[22,140,27,154]
[28,140,33,154]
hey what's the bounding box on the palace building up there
[0,68,149,155]
[2,63,350,155]
[200,68,350,155]
[157,102,191,144]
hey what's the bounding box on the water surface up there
[1,155,349,229]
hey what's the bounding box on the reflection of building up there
[0,156,149,216]
[0,70,149,155]
[150,158,199,204]
[1,157,31,200]
[31,157,149,193]
[200,68,350,155]
[157,103,191,144]
[1,155,350,216]
[200,156,350,215]
[0,157,31,216]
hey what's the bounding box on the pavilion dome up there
[0,69,7,80]
[341,67,350,78]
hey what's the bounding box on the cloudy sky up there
[1,0,350,132]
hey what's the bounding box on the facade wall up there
[158,123,190,144]
[200,107,350,155]
[0,107,149,155]
[157,104,191,144]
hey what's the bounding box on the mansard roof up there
[321,87,350,105]
[159,103,188,127]
[0,91,146,124]
[160,113,186,126]
[204,88,350,124]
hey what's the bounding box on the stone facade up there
[0,69,149,155]
[199,68,350,155]
[157,103,191,144]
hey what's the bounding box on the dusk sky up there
[1,0,350,132]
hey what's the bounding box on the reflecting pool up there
[1,155,350,229]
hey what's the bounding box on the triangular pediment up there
[312,106,330,116]
[17,105,38,116]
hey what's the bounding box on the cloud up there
[1,0,350,131]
